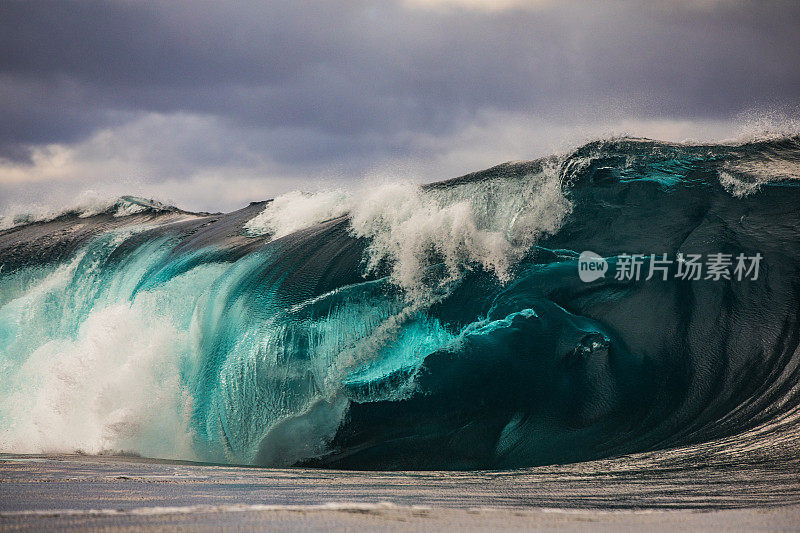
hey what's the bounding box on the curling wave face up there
[2,136,800,470]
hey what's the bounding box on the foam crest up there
[245,166,570,297]
[0,191,173,230]
[350,167,570,295]
[244,190,351,238]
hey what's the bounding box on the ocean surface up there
[1,136,800,512]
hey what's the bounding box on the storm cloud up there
[1,0,799,211]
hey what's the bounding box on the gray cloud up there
[1,0,799,210]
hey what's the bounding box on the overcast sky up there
[1,0,799,212]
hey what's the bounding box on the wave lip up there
[0,193,193,232]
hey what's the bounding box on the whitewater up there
[1,136,800,485]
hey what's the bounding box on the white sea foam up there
[244,189,352,238]
[245,164,570,297]
[719,170,761,198]
[719,158,800,198]
[0,191,167,231]
[0,302,196,458]
[352,166,569,295]
[0,501,404,518]
[0,233,228,461]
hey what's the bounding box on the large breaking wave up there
[2,136,800,470]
